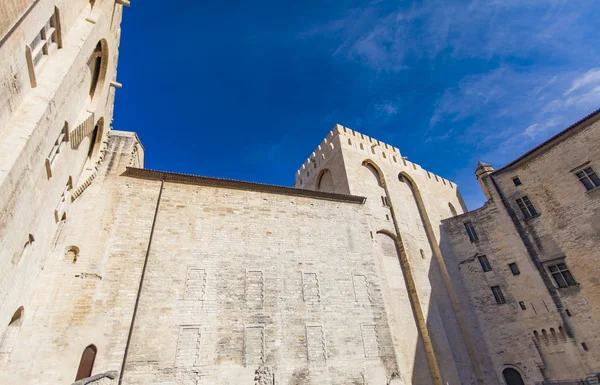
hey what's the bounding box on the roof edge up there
[494,108,600,174]
[124,167,367,204]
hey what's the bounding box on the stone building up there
[442,110,600,385]
[0,1,599,385]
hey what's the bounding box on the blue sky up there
[114,0,600,209]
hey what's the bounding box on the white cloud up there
[565,68,600,95]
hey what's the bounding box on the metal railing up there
[71,370,117,385]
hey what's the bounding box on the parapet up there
[295,124,456,189]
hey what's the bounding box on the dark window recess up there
[381,196,390,207]
[75,345,97,381]
[478,255,492,272]
[549,263,577,288]
[566,309,572,317]
[509,263,520,275]
[582,343,589,351]
[576,167,600,191]
[519,301,526,310]
[491,286,506,304]
[516,196,538,218]
[513,177,522,186]
[464,221,478,242]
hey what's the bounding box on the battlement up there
[295,124,455,189]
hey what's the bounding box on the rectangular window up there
[519,301,526,310]
[45,122,69,178]
[512,177,522,186]
[509,262,520,276]
[54,177,72,222]
[26,8,62,88]
[516,196,538,218]
[491,286,506,304]
[575,167,600,191]
[478,255,492,272]
[548,263,577,288]
[464,221,478,242]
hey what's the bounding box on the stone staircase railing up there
[71,370,117,385]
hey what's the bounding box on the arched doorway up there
[75,344,97,381]
[503,368,525,385]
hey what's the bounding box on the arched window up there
[502,368,525,385]
[449,202,458,216]
[65,246,80,263]
[541,329,549,345]
[75,344,97,381]
[363,163,382,187]
[420,249,425,259]
[558,326,566,342]
[8,307,24,327]
[316,169,335,193]
[533,330,540,346]
[550,328,558,344]
[86,40,108,106]
[0,307,24,360]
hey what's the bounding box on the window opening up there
[512,177,522,186]
[575,167,600,191]
[509,263,520,275]
[478,255,492,272]
[548,263,577,288]
[491,286,506,304]
[516,196,538,218]
[519,301,526,310]
[464,221,478,242]
[75,345,97,381]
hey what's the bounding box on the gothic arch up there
[397,171,485,382]
[87,39,109,110]
[316,169,335,193]
[449,202,458,216]
[502,367,525,385]
[361,159,385,187]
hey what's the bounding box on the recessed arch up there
[87,39,109,109]
[361,159,384,187]
[502,367,525,385]
[8,307,24,327]
[65,246,80,263]
[75,344,97,381]
[449,202,458,216]
[316,169,335,193]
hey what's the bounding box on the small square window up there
[575,167,600,191]
[478,255,492,272]
[566,309,572,317]
[581,342,589,351]
[513,177,522,186]
[491,286,506,304]
[519,301,526,310]
[509,263,520,276]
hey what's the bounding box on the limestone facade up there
[442,110,600,385]
[1,2,600,385]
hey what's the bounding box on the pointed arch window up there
[75,344,97,381]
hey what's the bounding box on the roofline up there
[124,167,367,204]
[494,108,600,174]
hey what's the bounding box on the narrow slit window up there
[464,221,478,242]
[548,263,577,288]
[516,196,538,218]
[491,286,506,304]
[509,263,520,276]
[477,255,492,272]
[45,122,69,177]
[575,167,600,191]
